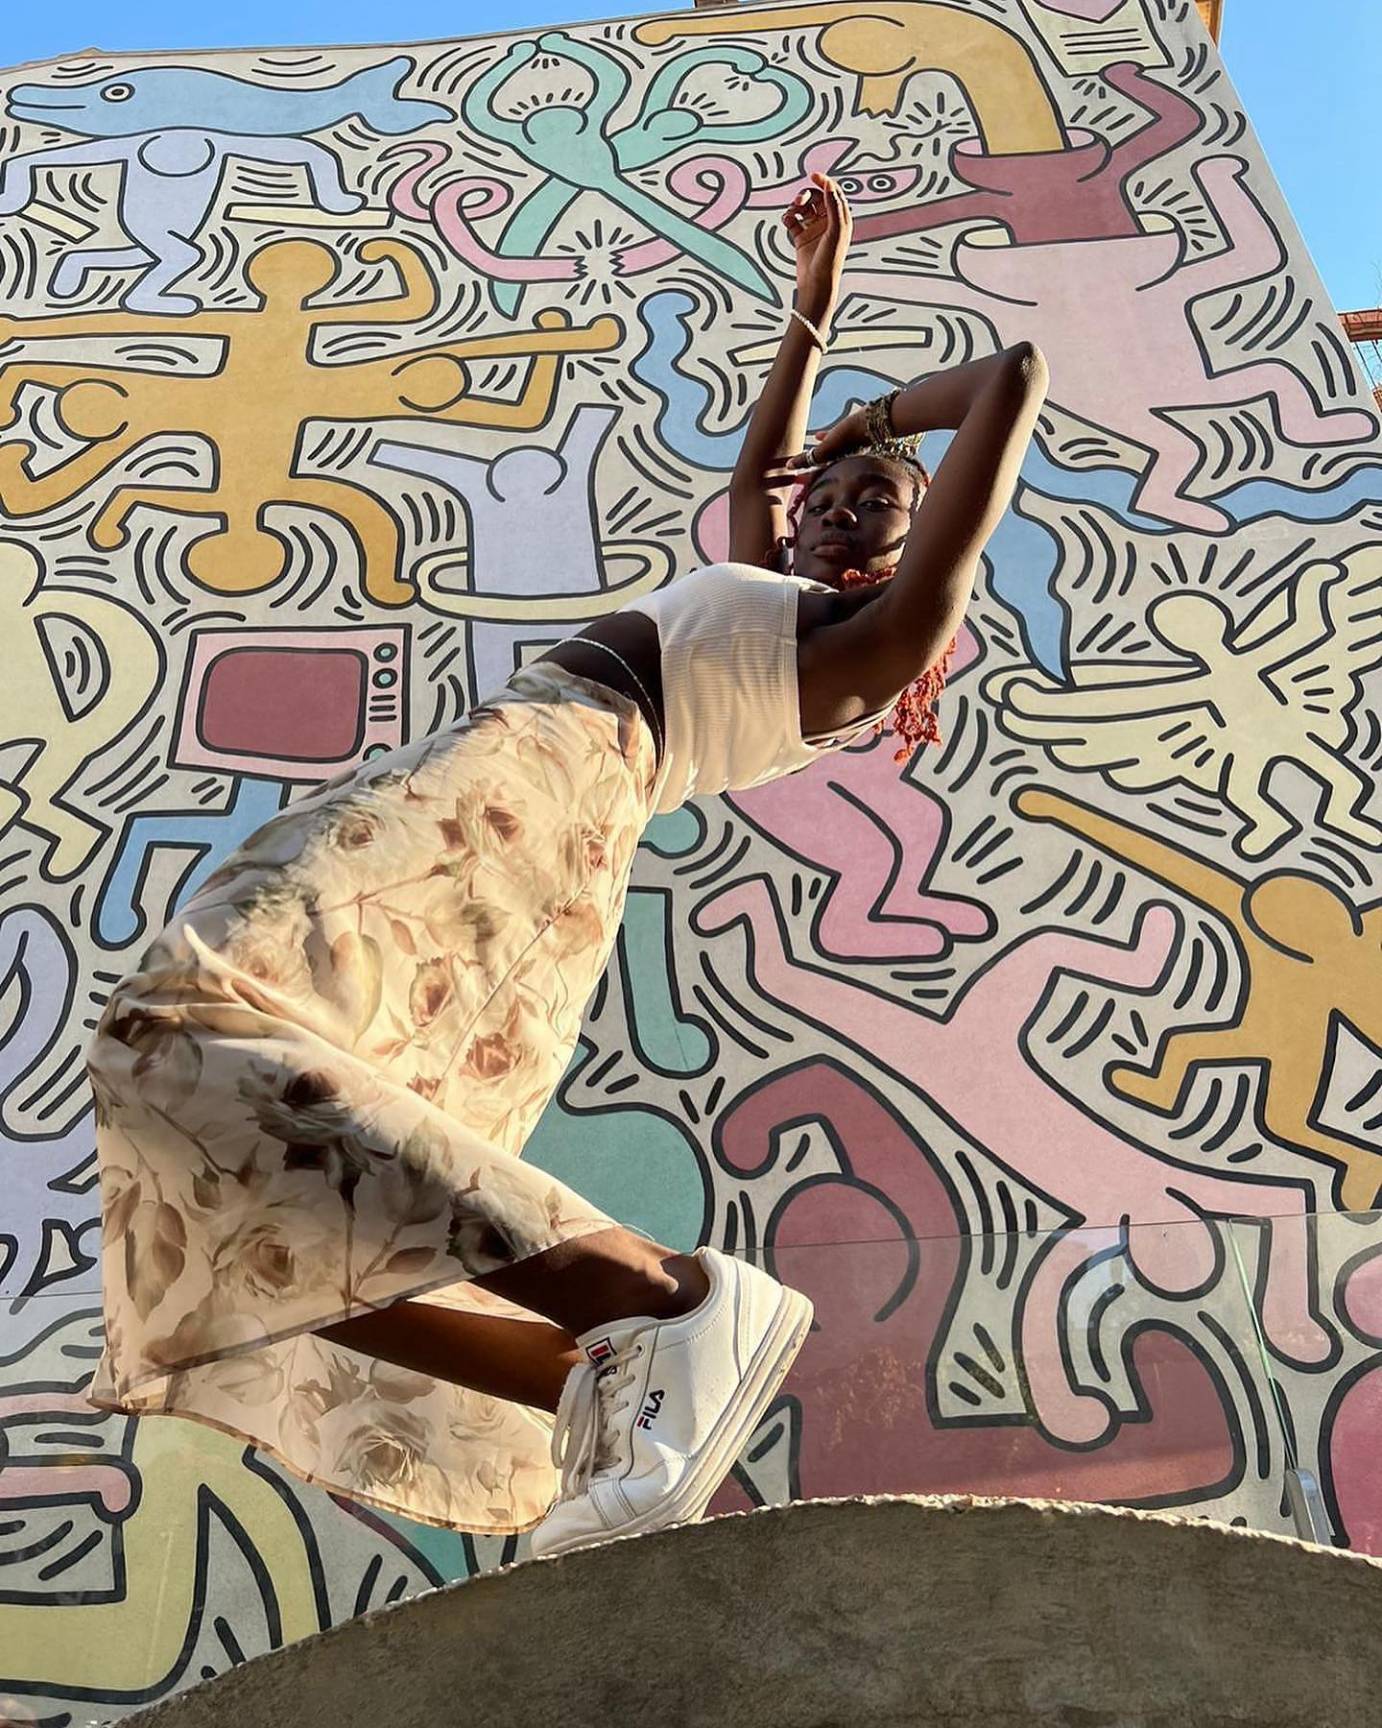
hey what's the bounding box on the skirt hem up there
[83,1388,552,1537]
[90,1212,621,1406]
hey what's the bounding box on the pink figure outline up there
[693,875,1333,1442]
[1320,1243,1382,1552]
[726,639,990,962]
[383,142,577,283]
[0,1389,135,1518]
[708,1059,1242,1508]
[847,155,1375,531]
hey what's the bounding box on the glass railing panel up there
[1226,1208,1382,1551]
[739,1220,1276,1527]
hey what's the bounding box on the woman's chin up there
[797,548,854,583]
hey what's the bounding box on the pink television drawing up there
[173,625,409,782]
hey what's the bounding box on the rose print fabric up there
[86,664,660,1533]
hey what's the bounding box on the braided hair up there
[781,449,956,764]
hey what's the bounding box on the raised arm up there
[462,41,538,153]
[0,138,125,215]
[235,136,363,215]
[534,31,629,132]
[727,174,850,568]
[1014,786,1248,924]
[792,340,1047,688]
[310,238,438,325]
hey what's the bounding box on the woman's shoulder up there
[639,561,786,601]
[631,562,830,625]
[690,559,782,580]
[688,559,824,593]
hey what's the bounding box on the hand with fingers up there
[777,405,871,479]
[784,170,853,327]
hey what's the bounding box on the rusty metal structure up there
[1341,309,1382,408]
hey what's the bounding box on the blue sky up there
[2,0,1378,312]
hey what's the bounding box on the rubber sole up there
[674,1283,815,1529]
[534,1279,814,1557]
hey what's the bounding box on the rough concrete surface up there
[103,1495,1382,1727]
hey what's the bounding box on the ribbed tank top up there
[620,561,893,816]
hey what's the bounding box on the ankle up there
[595,1251,710,1328]
[477,1233,711,1336]
[647,1251,711,1321]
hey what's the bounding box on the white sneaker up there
[528,1247,812,1559]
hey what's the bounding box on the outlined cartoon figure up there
[385,134,856,299]
[0,1369,326,1687]
[0,540,161,879]
[727,667,993,963]
[0,1302,452,1688]
[705,1058,1249,1510]
[0,4,1378,1701]
[635,2,1066,144]
[692,873,1332,1442]
[369,403,670,699]
[1321,1242,1382,1551]
[95,780,289,951]
[987,550,1382,857]
[1016,787,1382,1210]
[847,156,1376,530]
[0,237,622,606]
[455,33,812,310]
[0,58,449,313]
[846,62,1201,248]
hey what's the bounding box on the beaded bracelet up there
[788,306,828,353]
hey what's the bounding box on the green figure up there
[464,32,811,313]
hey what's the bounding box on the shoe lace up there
[550,1343,645,1501]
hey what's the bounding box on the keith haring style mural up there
[1,1,1380,1719]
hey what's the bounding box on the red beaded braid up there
[835,566,956,763]
[785,463,956,765]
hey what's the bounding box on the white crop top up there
[618,561,893,816]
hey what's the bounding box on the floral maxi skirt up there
[86,664,660,1533]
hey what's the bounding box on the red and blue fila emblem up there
[586,1337,617,1367]
[635,1388,665,1430]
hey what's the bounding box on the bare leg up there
[316,1226,710,1413]
[318,1302,583,1413]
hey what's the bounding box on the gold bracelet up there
[788,306,828,353]
[863,388,900,448]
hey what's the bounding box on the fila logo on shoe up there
[586,1338,617,1367]
[635,1388,666,1430]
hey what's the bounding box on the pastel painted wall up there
[1,0,1380,1719]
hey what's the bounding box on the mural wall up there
[1,0,1380,1717]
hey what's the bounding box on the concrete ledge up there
[110,1495,1382,1727]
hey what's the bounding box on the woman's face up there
[792,456,916,586]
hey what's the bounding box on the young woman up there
[86,175,1046,1558]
